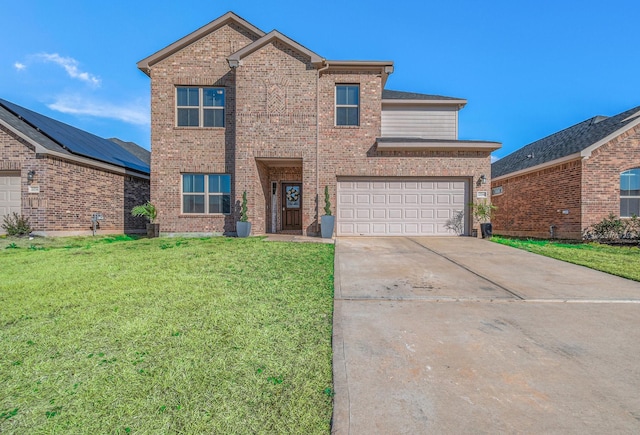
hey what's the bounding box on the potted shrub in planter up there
[320,185,335,239]
[131,201,159,238]
[236,191,251,238]
[470,200,496,238]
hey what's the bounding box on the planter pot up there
[146,223,160,238]
[480,222,493,239]
[236,221,251,238]
[321,215,335,239]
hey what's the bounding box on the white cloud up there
[36,53,101,86]
[48,94,149,126]
[14,62,26,71]
[491,155,500,163]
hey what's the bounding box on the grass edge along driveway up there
[491,236,640,282]
[0,236,334,434]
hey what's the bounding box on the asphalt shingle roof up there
[382,89,463,101]
[0,98,149,174]
[492,106,640,178]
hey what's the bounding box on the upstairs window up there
[621,168,640,217]
[176,87,225,127]
[182,174,231,214]
[336,85,359,126]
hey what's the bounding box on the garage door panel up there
[337,178,468,236]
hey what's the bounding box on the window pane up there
[183,174,205,193]
[209,195,224,214]
[183,195,205,213]
[208,175,231,193]
[621,169,640,193]
[346,86,359,105]
[220,175,231,193]
[223,195,231,214]
[209,175,220,193]
[336,86,347,105]
[177,87,199,106]
[203,108,224,127]
[178,108,199,126]
[337,107,358,126]
[203,88,225,107]
[621,198,640,218]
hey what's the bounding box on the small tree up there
[323,186,332,216]
[470,200,496,223]
[131,202,157,223]
[444,210,465,235]
[240,191,248,222]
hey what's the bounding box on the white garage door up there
[337,178,468,236]
[0,173,21,234]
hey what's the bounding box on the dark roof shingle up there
[492,106,640,178]
[0,99,149,174]
[382,89,463,101]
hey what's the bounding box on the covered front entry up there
[337,177,469,236]
[256,158,304,234]
[0,172,21,235]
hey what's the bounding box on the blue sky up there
[2,0,639,160]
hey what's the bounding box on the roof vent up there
[590,115,608,125]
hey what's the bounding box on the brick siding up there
[0,125,149,235]
[491,124,640,239]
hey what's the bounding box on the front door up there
[283,183,302,230]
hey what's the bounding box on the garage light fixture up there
[478,174,487,185]
[27,170,35,183]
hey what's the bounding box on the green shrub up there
[2,212,32,236]
[583,213,640,240]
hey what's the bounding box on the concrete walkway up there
[332,237,640,434]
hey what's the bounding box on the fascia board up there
[137,12,265,74]
[376,139,501,152]
[382,99,467,108]
[492,153,582,182]
[0,118,149,179]
[580,116,640,158]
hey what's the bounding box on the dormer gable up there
[227,30,324,68]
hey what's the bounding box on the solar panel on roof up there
[0,99,149,174]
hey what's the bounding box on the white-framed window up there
[176,87,225,127]
[182,174,231,214]
[621,168,640,217]
[492,186,504,196]
[335,84,359,126]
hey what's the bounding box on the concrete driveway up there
[332,237,640,434]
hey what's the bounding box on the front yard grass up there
[0,236,334,434]
[491,236,640,282]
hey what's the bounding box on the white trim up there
[175,86,225,128]
[382,99,467,108]
[271,181,277,233]
[492,153,582,182]
[580,115,640,158]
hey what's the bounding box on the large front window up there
[621,168,640,217]
[176,87,225,127]
[182,174,231,214]
[335,85,359,126]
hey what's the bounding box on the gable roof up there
[492,105,640,179]
[228,29,323,66]
[137,11,265,75]
[0,98,150,175]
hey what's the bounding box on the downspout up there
[316,60,330,235]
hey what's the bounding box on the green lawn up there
[0,235,335,434]
[491,236,640,281]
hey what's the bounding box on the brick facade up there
[0,124,149,236]
[145,16,494,236]
[491,124,640,239]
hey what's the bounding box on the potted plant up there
[236,191,251,238]
[320,185,335,239]
[470,199,496,239]
[131,201,159,238]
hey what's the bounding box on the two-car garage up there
[337,178,469,236]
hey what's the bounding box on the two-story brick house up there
[138,12,500,237]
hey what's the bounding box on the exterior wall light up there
[478,174,487,185]
[27,170,35,183]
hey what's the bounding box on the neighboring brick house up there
[0,98,150,236]
[491,106,640,239]
[138,12,500,237]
